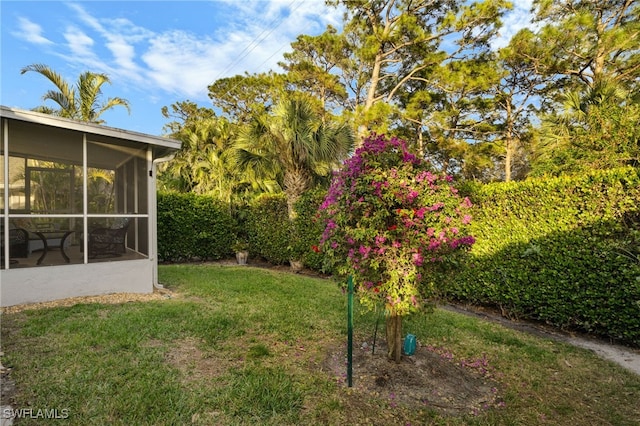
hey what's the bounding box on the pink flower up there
[462,214,472,225]
[359,245,371,258]
[416,170,436,184]
[450,236,476,249]
[429,202,445,211]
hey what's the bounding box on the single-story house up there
[1,106,181,307]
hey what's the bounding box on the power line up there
[210,0,303,84]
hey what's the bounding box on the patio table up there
[34,230,75,265]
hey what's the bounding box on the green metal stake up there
[372,308,382,355]
[347,275,353,387]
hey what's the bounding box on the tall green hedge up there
[234,191,328,268]
[157,192,235,262]
[292,189,327,271]
[156,191,327,267]
[245,194,292,265]
[156,169,640,345]
[439,168,640,346]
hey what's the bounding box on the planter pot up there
[236,250,249,265]
[290,260,303,272]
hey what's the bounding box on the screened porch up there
[1,106,180,306]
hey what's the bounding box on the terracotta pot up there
[236,250,249,265]
[290,260,303,272]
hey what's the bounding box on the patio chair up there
[10,227,30,258]
[88,218,131,258]
[1,227,29,261]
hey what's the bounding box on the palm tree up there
[163,117,233,199]
[533,79,640,174]
[20,63,130,124]
[234,96,354,219]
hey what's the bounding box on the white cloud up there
[142,31,225,98]
[139,0,344,101]
[14,1,344,103]
[63,26,96,60]
[12,17,53,45]
[64,4,150,82]
[205,0,343,78]
[492,0,538,50]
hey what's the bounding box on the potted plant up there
[232,239,250,265]
[288,226,305,272]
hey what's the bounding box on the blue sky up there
[1,0,534,137]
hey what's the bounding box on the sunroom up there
[1,106,181,307]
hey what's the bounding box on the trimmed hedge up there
[245,194,292,265]
[292,189,327,271]
[157,192,235,262]
[438,168,640,346]
[156,168,640,345]
[157,191,327,268]
[235,191,328,268]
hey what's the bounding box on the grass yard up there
[1,264,639,425]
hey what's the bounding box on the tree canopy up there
[159,0,639,201]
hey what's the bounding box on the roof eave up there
[0,105,181,151]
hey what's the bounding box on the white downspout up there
[2,119,8,270]
[151,153,175,288]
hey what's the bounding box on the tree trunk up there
[504,102,513,182]
[505,136,514,182]
[417,126,424,158]
[357,51,384,145]
[385,313,403,363]
[283,170,309,269]
[283,170,309,220]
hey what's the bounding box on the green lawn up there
[1,264,639,425]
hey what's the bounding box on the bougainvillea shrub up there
[318,134,475,361]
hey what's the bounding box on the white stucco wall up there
[0,260,153,307]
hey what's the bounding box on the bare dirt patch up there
[322,338,502,419]
[0,286,175,314]
[162,337,232,385]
